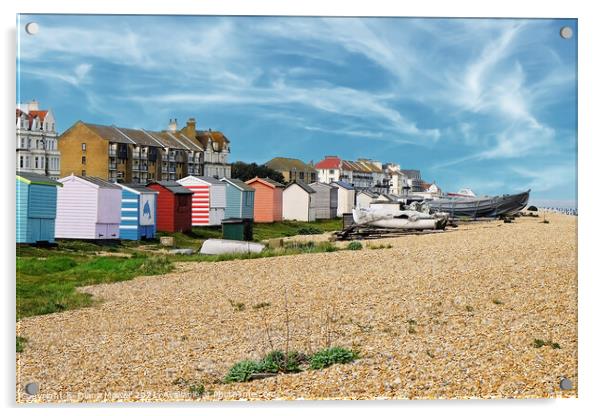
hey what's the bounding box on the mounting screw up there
[559,377,573,390]
[24,382,39,395]
[560,26,573,39]
[25,22,39,35]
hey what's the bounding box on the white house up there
[17,100,60,179]
[282,181,316,222]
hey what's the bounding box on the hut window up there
[81,169,87,176]
[82,156,87,164]
[82,143,87,151]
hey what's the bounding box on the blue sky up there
[17,15,577,205]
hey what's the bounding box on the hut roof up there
[246,177,285,188]
[286,180,316,194]
[152,181,194,194]
[186,176,223,185]
[16,171,62,186]
[119,183,159,194]
[222,178,255,192]
[76,176,121,189]
[331,180,354,190]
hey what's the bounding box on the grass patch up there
[368,243,393,250]
[309,347,358,370]
[346,241,363,251]
[16,336,27,353]
[533,339,561,349]
[252,302,271,310]
[253,219,342,241]
[228,299,246,312]
[17,254,173,319]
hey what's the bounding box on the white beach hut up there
[282,181,316,222]
[331,180,355,217]
[356,190,378,209]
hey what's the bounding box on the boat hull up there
[429,190,530,218]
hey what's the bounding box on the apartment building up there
[58,118,229,183]
[16,100,61,179]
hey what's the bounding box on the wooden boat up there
[428,189,530,218]
[352,208,447,230]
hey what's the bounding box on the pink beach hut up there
[55,175,122,239]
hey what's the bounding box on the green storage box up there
[221,218,253,241]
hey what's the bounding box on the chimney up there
[28,99,39,111]
[168,118,177,132]
[183,117,196,139]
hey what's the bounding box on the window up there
[19,156,24,168]
[82,143,87,151]
[299,172,305,180]
[329,169,334,174]
[20,138,26,148]
[81,170,86,176]
[34,157,39,169]
[82,156,87,164]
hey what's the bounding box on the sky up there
[17,15,577,205]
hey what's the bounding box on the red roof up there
[315,156,341,170]
[29,110,48,123]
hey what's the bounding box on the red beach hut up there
[245,177,284,223]
[146,181,193,233]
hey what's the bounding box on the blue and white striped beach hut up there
[117,183,159,240]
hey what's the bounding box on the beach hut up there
[116,183,159,240]
[331,180,355,217]
[16,172,62,244]
[146,181,193,233]
[356,190,378,209]
[55,175,121,239]
[245,177,284,223]
[282,181,316,222]
[220,178,255,220]
[309,182,338,219]
[176,176,226,226]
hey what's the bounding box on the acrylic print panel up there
[15,14,577,402]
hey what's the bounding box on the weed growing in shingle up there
[224,360,263,383]
[347,241,363,251]
[426,350,435,359]
[16,336,27,353]
[252,302,271,310]
[368,243,393,250]
[533,339,561,349]
[407,319,417,334]
[260,350,305,373]
[492,298,504,305]
[309,347,358,370]
[188,383,206,398]
[465,305,474,312]
[228,299,245,312]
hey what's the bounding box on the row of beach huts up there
[16,171,365,244]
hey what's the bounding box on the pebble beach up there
[16,213,578,402]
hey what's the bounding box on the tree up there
[231,161,285,184]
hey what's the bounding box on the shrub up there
[252,302,271,310]
[533,338,561,349]
[260,350,304,373]
[224,360,263,383]
[309,347,358,370]
[228,299,245,311]
[188,383,206,398]
[347,241,363,251]
[297,227,322,235]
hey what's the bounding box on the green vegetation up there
[309,347,358,370]
[228,299,246,312]
[188,383,207,398]
[533,339,561,349]
[16,336,27,353]
[465,305,474,312]
[407,319,417,334]
[252,218,342,241]
[368,243,393,250]
[16,254,173,319]
[224,347,357,383]
[492,298,504,305]
[347,241,363,251]
[252,302,271,310]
